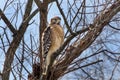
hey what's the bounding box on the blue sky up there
[0,0,120,80]
[0,0,6,72]
[0,0,63,79]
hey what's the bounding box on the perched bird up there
[42,16,64,75]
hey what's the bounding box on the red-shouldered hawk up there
[42,16,64,75]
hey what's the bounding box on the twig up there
[0,9,17,34]
[65,60,103,74]
[56,0,74,34]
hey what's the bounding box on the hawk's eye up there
[54,19,57,21]
[51,19,56,24]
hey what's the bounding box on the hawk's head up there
[50,16,61,25]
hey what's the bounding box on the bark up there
[2,0,33,80]
[52,1,120,79]
[1,0,120,80]
[0,9,16,35]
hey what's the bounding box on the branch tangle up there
[53,1,120,79]
[2,0,34,80]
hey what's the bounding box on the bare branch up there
[108,23,120,30]
[52,1,120,79]
[47,0,56,4]
[56,0,74,34]
[65,60,103,75]
[0,9,17,35]
[2,0,34,80]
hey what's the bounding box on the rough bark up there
[52,0,120,79]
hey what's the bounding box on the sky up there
[0,0,6,72]
[0,0,120,80]
[0,0,63,80]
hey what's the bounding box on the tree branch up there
[47,0,56,4]
[65,60,103,74]
[56,0,74,34]
[2,0,34,80]
[53,0,120,79]
[34,0,48,79]
[34,0,42,10]
[0,9,17,35]
[67,0,120,65]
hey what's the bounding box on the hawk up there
[42,16,64,75]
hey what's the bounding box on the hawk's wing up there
[42,26,52,59]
